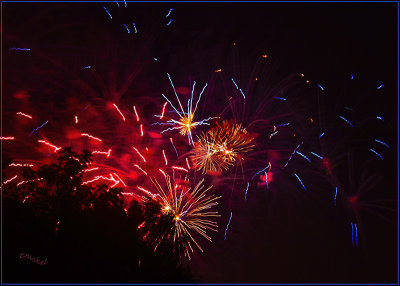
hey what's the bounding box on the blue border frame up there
[1,1,399,285]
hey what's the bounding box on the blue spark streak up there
[161,93,181,116]
[160,125,184,134]
[374,139,390,148]
[103,7,112,19]
[181,207,191,218]
[244,182,249,201]
[344,106,353,111]
[350,74,354,80]
[276,123,290,127]
[377,84,384,90]
[166,8,173,17]
[9,47,30,51]
[132,23,137,34]
[190,81,196,112]
[123,24,130,33]
[224,212,233,240]
[334,187,337,207]
[295,151,311,163]
[376,116,384,121]
[114,0,120,7]
[123,0,127,7]
[30,121,49,136]
[283,142,303,169]
[172,189,190,208]
[81,66,91,69]
[339,115,353,127]
[319,132,325,139]
[239,88,246,99]
[317,84,324,91]
[370,148,384,160]
[166,19,174,26]
[194,83,208,112]
[252,164,271,180]
[166,73,183,112]
[334,187,338,207]
[231,78,245,98]
[171,140,178,157]
[351,222,354,246]
[269,130,278,139]
[274,97,287,101]
[265,172,269,189]
[310,152,323,160]
[354,223,358,247]
[294,173,306,190]
[154,58,158,62]
[350,222,358,247]
[231,78,239,89]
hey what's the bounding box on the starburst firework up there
[149,175,221,259]
[191,121,255,173]
[155,74,218,145]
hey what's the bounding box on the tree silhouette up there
[2,148,194,283]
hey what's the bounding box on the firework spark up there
[16,112,33,119]
[148,175,221,259]
[155,74,218,145]
[37,140,61,152]
[191,121,255,173]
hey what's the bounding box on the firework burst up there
[149,174,221,259]
[154,74,218,145]
[191,121,255,174]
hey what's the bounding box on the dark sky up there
[3,1,398,284]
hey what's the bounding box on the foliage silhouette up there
[2,148,194,283]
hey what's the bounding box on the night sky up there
[2,1,398,284]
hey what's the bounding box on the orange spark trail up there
[1,137,15,140]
